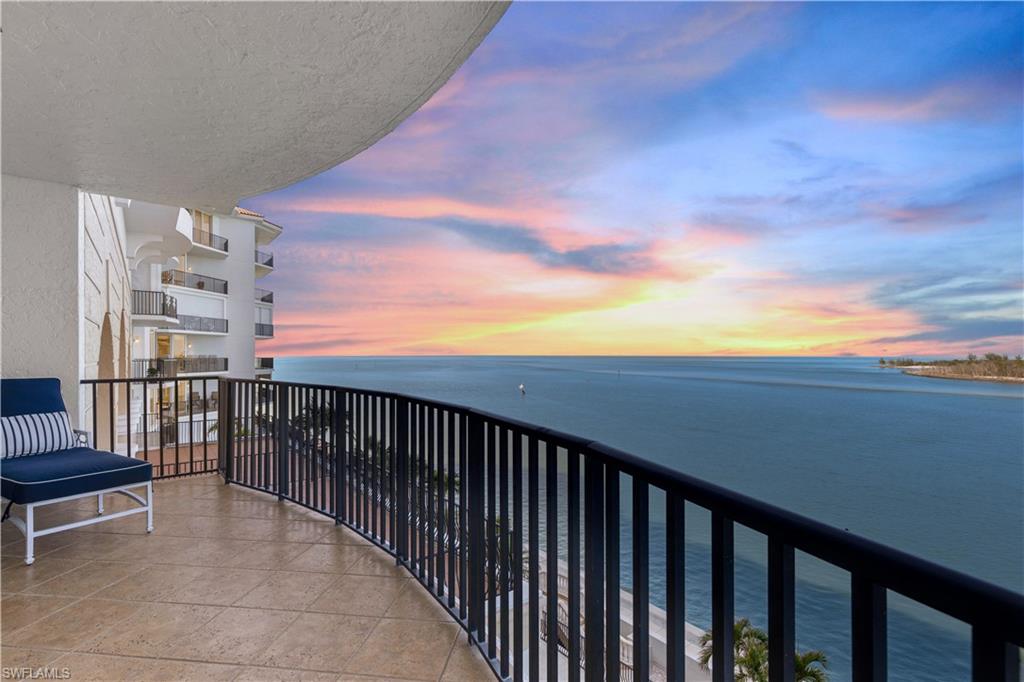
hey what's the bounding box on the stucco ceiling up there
[2,1,508,212]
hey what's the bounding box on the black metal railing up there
[255,288,274,304]
[256,357,274,370]
[162,269,228,295]
[132,289,177,319]
[207,377,1024,682]
[82,377,221,478]
[177,314,229,334]
[255,250,275,268]
[131,357,227,378]
[193,228,229,252]
[255,323,274,337]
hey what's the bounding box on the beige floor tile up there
[5,598,140,651]
[256,612,377,672]
[160,566,269,605]
[174,606,300,664]
[221,541,313,569]
[25,560,144,597]
[336,676,421,682]
[55,652,241,681]
[343,619,459,681]
[234,667,339,681]
[86,602,223,656]
[345,549,408,578]
[307,574,407,617]
[440,639,495,681]
[385,581,453,622]
[1,556,90,594]
[0,593,79,635]
[234,570,337,610]
[91,564,208,601]
[285,543,366,573]
[313,525,372,546]
[0,645,65,669]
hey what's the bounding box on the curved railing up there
[81,376,1023,681]
[212,377,1024,682]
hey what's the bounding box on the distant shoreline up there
[901,367,1024,385]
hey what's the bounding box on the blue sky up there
[244,2,1023,357]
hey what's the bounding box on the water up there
[274,355,1023,681]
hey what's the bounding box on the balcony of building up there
[255,357,274,377]
[255,323,274,339]
[130,290,178,327]
[255,249,275,275]
[167,314,230,336]
[255,288,274,305]
[162,269,228,296]
[131,357,229,379]
[191,228,229,257]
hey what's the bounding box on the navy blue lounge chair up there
[1,378,153,564]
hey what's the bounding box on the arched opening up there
[96,313,115,451]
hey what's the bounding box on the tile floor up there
[0,474,495,681]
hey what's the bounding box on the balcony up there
[175,314,229,335]
[131,356,229,378]
[255,322,274,338]
[61,376,1024,682]
[131,289,178,325]
[0,475,494,681]
[162,269,228,295]
[256,357,275,370]
[192,228,229,254]
[255,288,274,304]
[255,249,275,271]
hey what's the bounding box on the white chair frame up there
[3,481,153,564]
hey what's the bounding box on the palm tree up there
[698,619,829,682]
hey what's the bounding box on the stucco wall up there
[1,174,82,421]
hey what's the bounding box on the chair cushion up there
[1,378,67,417]
[1,448,152,504]
[1,411,76,458]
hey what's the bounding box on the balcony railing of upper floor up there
[79,375,1024,682]
[193,228,229,252]
[255,323,274,337]
[255,250,275,268]
[130,356,228,378]
[256,357,274,370]
[176,314,229,334]
[162,269,228,295]
[255,288,274,304]
[131,289,177,319]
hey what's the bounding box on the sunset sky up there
[243,2,1023,357]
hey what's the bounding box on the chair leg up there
[97,493,104,515]
[25,504,35,565]
[146,481,154,533]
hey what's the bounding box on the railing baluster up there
[487,423,498,659]
[428,406,436,589]
[633,478,650,682]
[512,430,524,682]
[605,464,620,682]
[141,381,148,466]
[666,491,685,682]
[500,427,511,678]
[437,409,447,597]
[278,385,289,501]
[584,455,605,681]
[568,449,582,681]
[769,538,795,682]
[528,436,540,681]
[852,574,887,682]
[459,412,469,622]
[467,413,486,643]
[397,398,409,562]
[546,441,559,681]
[447,409,457,608]
[711,512,734,682]
[972,628,1020,682]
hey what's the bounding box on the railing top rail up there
[215,375,1024,641]
[84,374,226,385]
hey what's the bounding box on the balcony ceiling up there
[1,1,508,212]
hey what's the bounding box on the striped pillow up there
[1,411,76,458]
